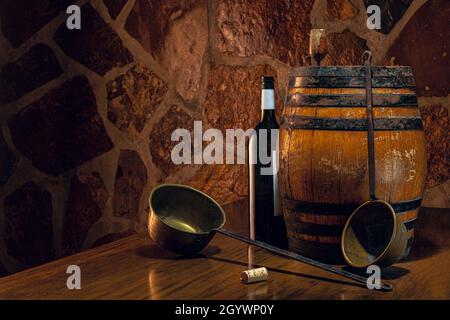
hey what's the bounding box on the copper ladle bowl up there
[148,184,226,255]
[341,200,408,268]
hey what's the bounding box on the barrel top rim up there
[290,65,413,69]
[289,65,413,77]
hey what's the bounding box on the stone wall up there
[0,0,448,276]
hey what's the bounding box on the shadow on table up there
[208,255,366,290]
[405,233,441,262]
[342,265,410,280]
[405,207,450,262]
[135,244,222,260]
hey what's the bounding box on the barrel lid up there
[289,66,413,78]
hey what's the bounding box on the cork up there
[240,267,269,284]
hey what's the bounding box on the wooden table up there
[0,200,449,300]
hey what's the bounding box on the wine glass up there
[309,29,328,66]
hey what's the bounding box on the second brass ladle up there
[148,183,393,291]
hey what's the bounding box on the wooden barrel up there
[279,66,427,263]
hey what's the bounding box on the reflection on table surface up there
[0,202,448,299]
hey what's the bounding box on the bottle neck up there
[261,109,276,122]
[261,89,275,121]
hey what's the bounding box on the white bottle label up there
[261,89,275,110]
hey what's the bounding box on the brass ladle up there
[148,183,393,291]
[341,51,408,268]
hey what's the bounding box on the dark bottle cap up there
[261,76,275,89]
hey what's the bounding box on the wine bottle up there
[248,76,288,249]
